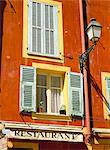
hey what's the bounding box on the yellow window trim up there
[101,72,110,119]
[32,62,71,121]
[23,0,64,63]
[32,113,72,121]
[11,141,39,150]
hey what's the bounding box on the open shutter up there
[68,72,83,117]
[20,65,36,112]
[106,78,110,114]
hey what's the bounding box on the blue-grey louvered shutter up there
[28,0,43,54]
[106,78,110,114]
[68,72,83,116]
[20,65,36,112]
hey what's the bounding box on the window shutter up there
[106,78,110,113]
[28,0,59,57]
[20,65,36,112]
[28,0,43,54]
[68,72,83,117]
[28,0,32,52]
[53,6,58,56]
[44,5,58,56]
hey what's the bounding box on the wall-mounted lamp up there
[79,18,102,71]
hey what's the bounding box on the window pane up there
[37,74,47,86]
[32,2,36,26]
[8,148,33,150]
[51,76,61,88]
[107,79,110,88]
[37,87,47,112]
[51,89,61,113]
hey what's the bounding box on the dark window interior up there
[8,149,33,150]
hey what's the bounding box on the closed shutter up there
[20,65,36,112]
[44,4,58,56]
[106,78,110,113]
[28,0,43,54]
[28,0,58,56]
[68,72,83,116]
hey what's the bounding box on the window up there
[20,65,83,117]
[37,73,62,114]
[23,0,63,62]
[8,142,38,150]
[8,148,33,150]
[106,78,110,114]
[101,72,110,119]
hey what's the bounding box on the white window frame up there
[106,78,110,114]
[37,72,63,115]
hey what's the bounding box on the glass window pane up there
[51,89,61,113]
[8,149,33,150]
[37,74,47,86]
[51,76,61,88]
[37,87,47,112]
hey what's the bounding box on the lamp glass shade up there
[87,27,94,41]
[86,19,102,42]
[93,26,101,38]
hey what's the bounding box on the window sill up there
[28,52,62,59]
[23,51,64,63]
[32,113,72,122]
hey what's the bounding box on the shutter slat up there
[68,72,83,116]
[22,67,35,82]
[24,85,32,107]
[20,65,36,112]
[72,90,80,112]
[32,2,36,26]
[37,3,41,27]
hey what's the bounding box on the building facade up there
[0,0,110,149]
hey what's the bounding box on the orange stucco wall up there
[1,0,110,129]
[0,0,82,126]
[86,0,110,128]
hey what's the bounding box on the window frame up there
[37,71,63,115]
[9,142,38,150]
[31,62,70,121]
[101,72,110,119]
[23,0,64,63]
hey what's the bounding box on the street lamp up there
[79,18,102,71]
